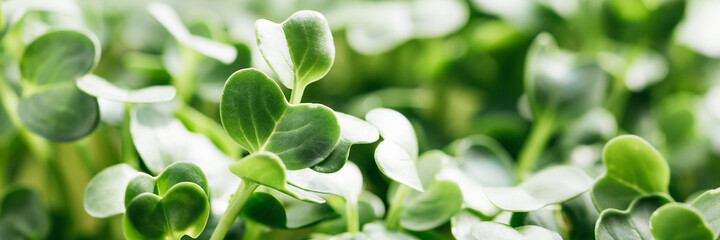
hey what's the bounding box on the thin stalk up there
[385,184,411,230]
[289,83,306,105]
[241,219,265,240]
[345,200,359,233]
[121,102,138,168]
[175,45,199,102]
[210,181,259,240]
[516,112,556,181]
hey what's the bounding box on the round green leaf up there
[591,135,670,211]
[18,30,100,141]
[650,203,714,240]
[228,152,325,203]
[77,75,176,103]
[595,194,672,240]
[399,180,463,231]
[124,174,157,207]
[366,108,423,191]
[84,164,140,218]
[220,69,340,170]
[0,186,50,240]
[485,166,592,212]
[156,162,209,197]
[241,192,338,229]
[311,112,379,173]
[255,10,334,89]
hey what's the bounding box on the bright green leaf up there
[255,10,334,89]
[241,192,338,229]
[690,188,720,236]
[399,180,463,231]
[228,152,325,203]
[311,112,379,173]
[366,108,423,191]
[287,161,363,203]
[0,186,50,240]
[220,69,340,170]
[77,75,176,103]
[485,166,592,212]
[591,135,670,211]
[470,221,561,240]
[18,30,100,141]
[650,203,714,240]
[595,194,672,240]
[84,164,140,218]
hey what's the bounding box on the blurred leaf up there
[220,69,340,170]
[228,152,325,203]
[256,10,334,90]
[689,188,720,236]
[242,192,338,229]
[400,180,462,231]
[0,186,50,240]
[312,112,379,173]
[148,2,236,63]
[649,203,713,240]
[366,108,423,191]
[591,135,670,211]
[469,221,561,240]
[18,30,100,141]
[601,0,685,43]
[84,164,139,218]
[287,161,363,203]
[595,194,672,240]
[77,75,176,103]
[485,166,592,212]
[561,192,599,240]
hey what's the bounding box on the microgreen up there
[0,186,50,240]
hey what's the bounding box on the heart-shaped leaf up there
[148,2,236,64]
[366,108,423,191]
[649,203,714,240]
[470,221,562,240]
[591,135,670,211]
[77,75,176,103]
[241,192,338,229]
[485,166,592,212]
[220,68,340,170]
[18,30,100,141]
[287,161,363,203]
[311,112,379,173]
[595,194,672,240]
[0,186,50,240]
[255,10,334,90]
[84,164,140,218]
[122,162,210,240]
[228,152,325,203]
[399,180,463,231]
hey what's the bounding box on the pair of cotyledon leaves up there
[84,162,210,240]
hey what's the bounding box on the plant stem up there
[516,112,556,181]
[241,219,264,240]
[289,83,306,105]
[345,200,360,233]
[210,180,259,240]
[385,184,411,230]
[121,102,138,168]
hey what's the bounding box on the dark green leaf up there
[649,203,713,240]
[595,194,672,240]
[311,112,379,173]
[241,192,338,229]
[0,186,50,240]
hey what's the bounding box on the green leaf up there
[148,2,236,63]
[77,75,176,103]
[255,10,334,90]
[399,180,463,231]
[363,221,419,240]
[470,221,561,240]
[690,188,720,236]
[366,108,423,191]
[485,166,592,212]
[649,203,714,240]
[220,69,340,170]
[287,161,363,203]
[18,30,100,141]
[311,112,379,173]
[591,135,670,211]
[124,183,209,240]
[156,162,209,197]
[228,152,325,203]
[524,33,607,121]
[595,194,672,240]
[83,164,140,218]
[0,186,50,240]
[561,192,600,240]
[241,192,339,229]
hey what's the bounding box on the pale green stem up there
[385,184,411,230]
[346,199,360,233]
[121,102,138,168]
[289,82,306,105]
[241,219,265,240]
[210,181,259,240]
[516,111,556,181]
[175,45,199,102]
